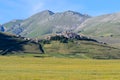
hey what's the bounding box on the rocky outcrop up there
[0,25,6,32]
[45,31,98,42]
[3,19,23,34]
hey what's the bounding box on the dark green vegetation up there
[0,32,44,55]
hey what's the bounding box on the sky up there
[0,0,120,24]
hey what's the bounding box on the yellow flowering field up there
[0,56,120,80]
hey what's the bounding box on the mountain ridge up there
[77,12,120,37]
[3,10,90,38]
[2,10,120,40]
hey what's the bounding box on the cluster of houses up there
[45,31,92,40]
[15,31,106,44]
[16,35,39,43]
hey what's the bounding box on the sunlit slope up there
[4,10,90,38]
[43,41,120,59]
[77,12,120,37]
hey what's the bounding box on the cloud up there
[31,2,44,14]
[17,0,45,15]
[0,0,91,23]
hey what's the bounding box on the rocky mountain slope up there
[0,24,6,32]
[3,10,90,38]
[76,12,120,38]
[2,10,120,48]
[3,19,23,34]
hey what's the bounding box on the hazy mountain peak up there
[63,10,90,17]
[39,10,54,15]
[64,10,81,15]
[64,10,79,13]
[10,19,23,23]
[4,10,90,37]
[29,10,55,19]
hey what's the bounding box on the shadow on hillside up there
[0,32,44,55]
[0,33,27,55]
[0,40,27,55]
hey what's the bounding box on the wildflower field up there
[0,56,120,80]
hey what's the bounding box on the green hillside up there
[74,13,120,48]
[3,19,23,28]
[76,13,120,38]
[3,11,120,39]
[0,31,120,59]
[3,19,23,34]
[0,32,44,55]
[42,41,120,59]
[3,10,90,38]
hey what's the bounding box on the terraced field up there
[0,56,120,80]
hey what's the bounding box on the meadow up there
[0,56,120,80]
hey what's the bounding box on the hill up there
[76,12,120,38]
[3,19,23,34]
[43,41,120,59]
[3,10,90,38]
[38,33,120,59]
[75,12,120,47]
[0,31,120,59]
[3,11,120,39]
[2,10,120,48]
[0,32,44,55]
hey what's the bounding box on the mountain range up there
[1,10,120,46]
[0,10,120,58]
[2,10,90,38]
[77,12,120,37]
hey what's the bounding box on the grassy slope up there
[23,11,89,38]
[0,56,120,80]
[81,23,120,37]
[0,32,43,54]
[1,32,120,59]
[76,13,120,48]
[90,36,120,48]
[43,41,120,59]
[77,13,120,38]
[3,20,23,28]
[3,20,23,31]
